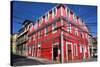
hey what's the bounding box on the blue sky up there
[12,1,97,36]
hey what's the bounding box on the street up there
[11,54,49,66]
[11,53,97,66]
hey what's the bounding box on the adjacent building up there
[89,36,97,58]
[16,20,33,56]
[26,4,91,63]
[11,33,18,54]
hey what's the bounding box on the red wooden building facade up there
[27,4,90,63]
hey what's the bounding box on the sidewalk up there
[27,57,53,64]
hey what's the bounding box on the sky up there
[11,1,97,36]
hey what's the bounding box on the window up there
[29,37,31,42]
[39,18,43,25]
[38,43,41,49]
[23,44,26,51]
[38,31,41,39]
[66,8,68,17]
[73,14,77,22]
[29,46,32,54]
[80,45,82,53]
[74,44,78,56]
[33,34,36,41]
[52,8,56,18]
[66,8,70,18]
[45,13,49,22]
[75,28,78,36]
[26,36,28,40]
[52,22,56,33]
[45,27,48,36]
[80,45,84,53]
[29,24,34,32]
[80,33,82,38]
[67,22,71,33]
[34,23,38,30]
[80,30,84,38]
[84,46,87,53]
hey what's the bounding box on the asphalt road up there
[11,54,45,66]
[11,53,97,66]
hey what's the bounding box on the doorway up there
[53,45,58,62]
[67,44,72,61]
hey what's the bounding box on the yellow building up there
[11,33,18,54]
